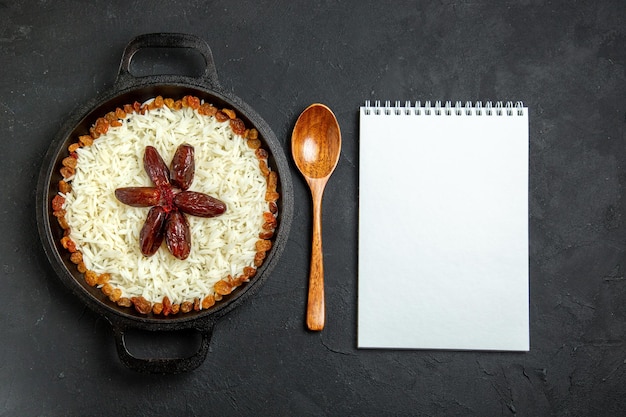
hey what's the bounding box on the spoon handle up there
[307,183,325,331]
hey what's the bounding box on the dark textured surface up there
[2,1,625,415]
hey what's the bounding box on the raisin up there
[52,209,65,218]
[267,171,278,192]
[243,266,257,279]
[246,139,261,150]
[265,191,280,202]
[101,284,113,296]
[93,117,109,136]
[62,156,77,168]
[255,239,272,251]
[104,111,117,123]
[109,288,122,302]
[255,148,268,159]
[198,103,217,116]
[70,251,83,264]
[215,110,229,122]
[58,180,71,193]
[85,270,98,286]
[222,108,236,119]
[154,96,164,108]
[263,212,276,224]
[162,296,172,316]
[152,302,163,315]
[259,160,270,176]
[78,135,93,147]
[254,251,266,267]
[202,295,215,309]
[184,95,200,109]
[117,297,132,308]
[214,279,233,295]
[60,236,76,252]
[52,195,65,211]
[60,166,75,179]
[259,230,274,239]
[131,296,152,315]
[230,118,246,135]
[97,273,110,285]
[248,128,258,140]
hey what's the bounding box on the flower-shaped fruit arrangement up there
[114,144,226,260]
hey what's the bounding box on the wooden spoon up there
[291,103,342,331]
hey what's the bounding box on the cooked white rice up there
[62,104,267,304]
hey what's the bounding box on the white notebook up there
[358,100,529,351]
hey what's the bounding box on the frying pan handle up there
[115,33,220,90]
[112,324,213,374]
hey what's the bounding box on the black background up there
[2,1,626,415]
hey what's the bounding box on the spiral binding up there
[362,100,525,116]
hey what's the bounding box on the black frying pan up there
[36,33,294,373]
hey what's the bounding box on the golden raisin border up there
[51,95,280,316]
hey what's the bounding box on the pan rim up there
[36,80,294,329]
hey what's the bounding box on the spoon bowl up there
[291,103,341,331]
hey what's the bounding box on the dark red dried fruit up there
[144,146,170,187]
[165,210,191,260]
[174,191,226,218]
[116,145,226,260]
[140,206,167,256]
[170,143,195,190]
[115,187,160,207]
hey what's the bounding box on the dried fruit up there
[180,301,193,313]
[117,297,132,308]
[230,118,246,135]
[202,295,215,309]
[131,296,152,315]
[255,239,272,251]
[214,279,233,295]
[115,146,226,259]
[114,187,160,207]
[85,270,98,286]
[170,143,195,190]
[52,195,65,211]
[162,296,172,316]
[174,191,226,218]
[165,209,191,260]
[143,146,170,187]
[222,108,236,119]
[215,110,229,122]
[139,206,167,256]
